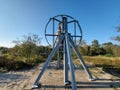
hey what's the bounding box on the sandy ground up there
[0,61,120,90]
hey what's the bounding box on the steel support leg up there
[69,36,94,80]
[66,34,77,90]
[64,39,69,85]
[32,35,64,88]
[57,49,61,68]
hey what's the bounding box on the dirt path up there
[0,62,120,90]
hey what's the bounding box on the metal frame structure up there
[45,15,82,47]
[32,15,94,90]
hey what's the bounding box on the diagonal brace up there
[65,33,77,90]
[68,35,94,80]
[32,34,65,88]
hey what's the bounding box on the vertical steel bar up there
[76,21,82,45]
[62,16,76,90]
[53,19,55,47]
[66,34,77,90]
[62,17,68,33]
[64,39,69,84]
[74,20,76,45]
[62,17,69,84]
[57,49,60,68]
[69,36,94,80]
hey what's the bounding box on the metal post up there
[53,19,55,47]
[32,34,65,88]
[64,39,69,84]
[57,49,61,68]
[62,17,68,33]
[65,33,77,90]
[62,17,76,89]
[62,17,69,85]
[68,35,94,80]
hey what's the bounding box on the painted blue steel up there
[32,34,65,88]
[54,14,74,20]
[65,33,77,90]
[53,19,55,48]
[57,49,61,68]
[68,35,94,80]
[32,15,93,90]
[64,37,69,84]
[45,14,82,47]
[62,17,69,85]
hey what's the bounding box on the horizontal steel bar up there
[67,20,76,23]
[71,35,82,37]
[45,34,59,36]
[52,18,62,23]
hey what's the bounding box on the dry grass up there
[73,56,120,68]
[0,59,120,90]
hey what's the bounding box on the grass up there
[83,56,120,68]
[0,56,35,72]
[0,54,120,73]
[73,56,120,75]
[73,56,120,68]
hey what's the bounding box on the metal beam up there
[64,39,69,84]
[57,49,61,68]
[32,34,65,88]
[69,35,94,81]
[65,33,77,90]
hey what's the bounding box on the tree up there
[91,40,100,48]
[12,33,41,62]
[112,45,120,57]
[102,42,114,56]
[102,42,113,47]
[0,47,8,54]
[90,40,106,56]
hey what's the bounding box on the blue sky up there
[0,0,120,47]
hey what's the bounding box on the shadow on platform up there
[36,80,120,89]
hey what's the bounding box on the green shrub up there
[0,56,32,72]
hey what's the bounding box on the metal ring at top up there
[44,14,83,47]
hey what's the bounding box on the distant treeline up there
[77,40,120,57]
[0,34,120,72]
[0,45,52,72]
